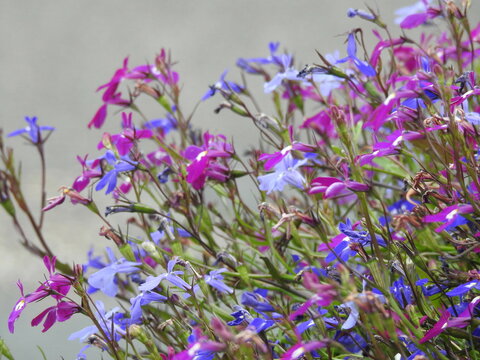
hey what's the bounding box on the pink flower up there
[8,256,74,333]
[31,301,79,333]
[97,113,153,156]
[308,176,369,199]
[259,126,314,170]
[420,296,480,343]
[281,340,326,360]
[184,132,233,190]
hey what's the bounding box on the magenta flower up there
[184,132,233,190]
[72,155,102,192]
[280,340,326,360]
[8,256,73,333]
[419,296,480,343]
[259,126,315,170]
[357,129,424,166]
[289,273,336,320]
[97,113,153,156]
[308,176,369,199]
[31,301,79,333]
[423,204,474,232]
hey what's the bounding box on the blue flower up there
[69,301,126,342]
[390,277,414,308]
[258,153,307,194]
[325,219,386,263]
[337,33,376,77]
[264,54,299,93]
[129,290,167,324]
[201,70,243,101]
[87,248,142,297]
[95,151,137,194]
[416,278,445,297]
[241,291,275,312]
[204,268,233,294]
[139,257,191,291]
[446,279,480,297]
[150,225,192,244]
[8,116,54,143]
[227,306,273,333]
[144,114,177,134]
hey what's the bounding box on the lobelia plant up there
[2,1,480,359]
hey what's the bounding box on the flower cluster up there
[2,1,480,359]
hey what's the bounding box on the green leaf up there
[0,338,14,360]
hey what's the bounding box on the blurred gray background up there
[0,1,475,358]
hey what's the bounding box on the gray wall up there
[0,1,472,358]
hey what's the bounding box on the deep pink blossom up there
[184,132,233,190]
[420,296,480,343]
[31,301,79,332]
[308,176,369,199]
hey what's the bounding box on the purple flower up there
[129,290,167,324]
[337,33,376,77]
[204,268,233,294]
[8,116,54,143]
[139,257,191,291]
[258,153,308,194]
[87,249,142,297]
[95,151,137,194]
[227,306,253,326]
[423,204,474,232]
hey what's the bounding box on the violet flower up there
[139,257,191,291]
[87,249,142,297]
[390,277,414,308]
[129,290,167,324]
[8,116,54,143]
[201,70,243,101]
[264,54,299,93]
[423,204,474,233]
[95,151,137,194]
[446,279,480,297]
[347,8,375,21]
[336,33,376,77]
[241,291,275,312]
[69,301,126,343]
[204,268,233,294]
[258,153,308,194]
[325,219,386,263]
